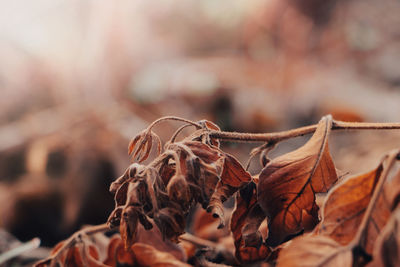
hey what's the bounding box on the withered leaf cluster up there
[108,120,251,248]
[35,116,400,267]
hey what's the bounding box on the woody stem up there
[209,119,400,143]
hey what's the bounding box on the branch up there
[209,117,400,143]
[148,116,202,131]
[0,238,40,265]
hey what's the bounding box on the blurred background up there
[1,0,400,263]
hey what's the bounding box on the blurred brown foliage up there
[2,0,400,265]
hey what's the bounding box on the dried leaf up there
[276,235,353,267]
[230,181,270,263]
[166,173,191,210]
[258,116,337,246]
[191,207,228,241]
[198,119,221,147]
[129,130,161,163]
[371,207,400,267]
[131,243,191,267]
[316,164,384,245]
[109,163,144,195]
[135,223,186,261]
[154,204,186,242]
[103,236,136,266]
[208,153,252,227]
[35,237,107,267]
[120,206,139,249]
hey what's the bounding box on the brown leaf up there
[131,243,191,267]
[128,130,161,163]
[276,235,353,267]
[154,204,186,242]
[230,180,270,263]
[103,236,136,266]
[166,173,192,210]
[105,228,186,266]
[318,152,400,256]
[191,207,229,241]
[135,223,186,261]
[35,238,108,267]
[184,141,223,164]
[120,206,139,249]
[258,116,338,246]
[198,119,221,147]
[316,164,384,246]
[208,153,252,227]
[370,207,400,267]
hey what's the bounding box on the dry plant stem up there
[209,119,400,143]
[170,124,194,143]
[46,224,114,267]
[0,238,41,264]
[148,116,202,131]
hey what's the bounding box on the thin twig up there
[209,118,400,143]
[148,116,202,131]
[170,123,195,143]
[0,238,40,265]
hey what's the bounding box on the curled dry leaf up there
[120,206,139,249]
[276,235,353,267]
[128,129,162,163]
[316,163,384,246]
[208,153,252,228]
[197,119,221,147]
[258,115,338,246]
[230,180,271,263]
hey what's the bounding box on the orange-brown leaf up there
[230,181,270,263]
[316,164,384,245]
[371,207,400,267]
[208,153,252,227]
[131,243,191,267]
[120,206,139,249]
[104,236,136,266]
[258,116,338,246]
[276,235,352,267]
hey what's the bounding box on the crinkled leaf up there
[167,173,192,210]
[120,206,139,249]
[208,153,252,227]
[154,205,186,242]
[258,116,338,246]
[230,181,270,263]
[110,163,144,195]
[184,141,223,164]
[129,130,161,163]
